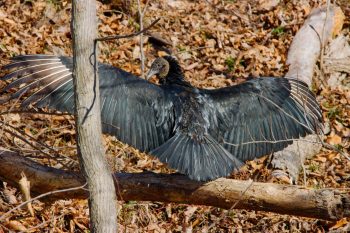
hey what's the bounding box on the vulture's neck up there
[163,56,192,88]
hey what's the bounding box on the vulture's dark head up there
[146,57,170,80]
[146,56,188,86]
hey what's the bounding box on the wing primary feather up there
[2,62,63,80]
[24,72,72,107]
[10,55,60,61]
[2,66,67,91]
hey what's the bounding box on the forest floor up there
[0,0,349,232]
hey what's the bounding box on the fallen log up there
[0,149,349,221]
[271,5,345,183]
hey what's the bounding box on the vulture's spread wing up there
[1,55,175,152]
[204,77,322,162]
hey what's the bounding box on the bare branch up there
[0,150,349,221]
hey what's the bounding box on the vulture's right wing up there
[1,55,175,152]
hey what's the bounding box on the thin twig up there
[309,24,322,45]
[92,17,160,81]
[142,0,151,15]
[3,122,59,155]
[208,179,254,231]
[231,179,254,209]
[0,124,55,163]
[308,2,331,88]
[313,124,350,161]
[20,214,65,233]
[137,0,148,78]
[298,140,308,186]
[0,110,71,116]
[174,46,215,55]
[321,140,350,161]
[103,9,130,20]
[0,223,11,232]
[0,183,87,222]
[95,18,160,42]
[0,87,27,143]
[223,137,321,147]
[0,121,78,166]
[320,0,331,74]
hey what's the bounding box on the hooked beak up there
[146,68,157,80]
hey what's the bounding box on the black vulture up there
[1,55,322,181]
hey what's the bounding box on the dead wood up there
[271,5,345,183]
[0,149,349,221]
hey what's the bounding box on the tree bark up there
[71,1,117,232]
[271,6,345,183]
[0,150,349,221]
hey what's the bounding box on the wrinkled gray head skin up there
[146,57,170,80]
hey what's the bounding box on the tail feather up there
[151,132,244,181]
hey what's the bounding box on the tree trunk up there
[0,149,349,221]
[71,0,117,232]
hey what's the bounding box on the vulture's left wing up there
[203,77,322,162]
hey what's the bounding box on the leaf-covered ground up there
[0,0,349,232]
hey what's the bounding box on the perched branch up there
[0,150,349,221]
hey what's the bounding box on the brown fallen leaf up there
[330,218,349,230]
[258,0,280,11]
[2,185,17,205]
[327,134,342,145]
[6,220,27,231]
